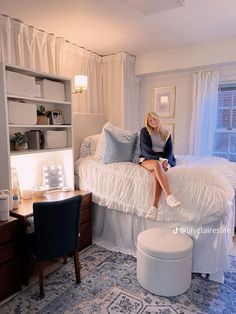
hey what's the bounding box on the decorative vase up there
[37,116,49,125]
[15,143,28,151]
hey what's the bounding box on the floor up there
[1,232,236,307]
[0,258,62,306]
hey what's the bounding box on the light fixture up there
[43,165,64,190]
[74,75,88,94]
[127,0,187,15]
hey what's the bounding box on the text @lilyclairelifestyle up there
[173,226,231,235]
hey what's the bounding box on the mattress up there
[75,155,236,225]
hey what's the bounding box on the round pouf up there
[137,228,193,296]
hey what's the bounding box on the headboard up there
[73,112,106,160]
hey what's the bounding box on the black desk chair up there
[33,195,82,298]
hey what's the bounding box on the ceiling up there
[0,0,236,56]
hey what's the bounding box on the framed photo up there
[153,86,176,118]
[51,110,64,125]
[162,122,175,144]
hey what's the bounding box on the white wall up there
[135,37,236,76]
[139,65,236,155]
[139,72,193,154]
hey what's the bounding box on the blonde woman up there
[140,112,181,220]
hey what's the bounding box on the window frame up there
[213,83,236,161]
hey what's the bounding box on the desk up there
[0,217,21,301]
[10,190,92,285]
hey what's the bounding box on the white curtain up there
[123,54,140,133]
[0,16,56,73]
[55,38,102,113]
[0,15,140,124]
[189,71,220,155]
[102,52,140,132]
[0,15,102,113]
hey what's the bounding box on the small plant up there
[12,132,28,145]
[37,105,46,116]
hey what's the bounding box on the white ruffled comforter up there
[75,155,236,224]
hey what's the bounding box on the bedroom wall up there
[135,37,236,76]
[139,71,192,154]
[135,37,236,155]
[139,65,236,155]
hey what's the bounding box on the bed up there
[73,114,236,283]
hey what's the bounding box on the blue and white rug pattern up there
[1,245,235,314]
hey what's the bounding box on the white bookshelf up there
[0,63,74,191]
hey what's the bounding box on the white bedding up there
[75,155,236,225]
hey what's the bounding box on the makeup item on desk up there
[0,190,10,221]
[20,189,32,200]
[11,193,19,209]
[11,168,20,209]
[32,186,48,198]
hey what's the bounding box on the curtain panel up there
[189,71,220,155]
[0,15,140,130]
[0,15,102,113]
[102,52,140,132]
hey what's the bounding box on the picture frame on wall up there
[153,86,176,118]
[51,110,64,125]
[162,122,175,144]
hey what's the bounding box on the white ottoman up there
[137,228,193,296]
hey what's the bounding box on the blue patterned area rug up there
[1,245,236,314]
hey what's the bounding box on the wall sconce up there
[74,75,88,94]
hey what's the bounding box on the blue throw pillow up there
[103,128,137,164]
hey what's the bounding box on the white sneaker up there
[166,194,181,208]
[145,206,158,220]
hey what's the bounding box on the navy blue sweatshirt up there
[139,127,176,167]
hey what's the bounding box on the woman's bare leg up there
[141,160,171,197]
[150,171,162,207]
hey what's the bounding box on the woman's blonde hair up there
[144,111,169,142]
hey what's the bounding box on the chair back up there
[33,195,82,262]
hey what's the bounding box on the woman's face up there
[147,115,160,129]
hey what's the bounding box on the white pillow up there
[90,134,101,155]
[94,122,136,160]
[80,137,91,158]
[80,133,101,158]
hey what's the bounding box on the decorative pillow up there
[80,133,101,158]
[103,128,137,164]
[133,132,140,163]
[90,134,101,155]
[94,122,137,160]
[80,137,91,158]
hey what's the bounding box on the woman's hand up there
[162,160,169,172]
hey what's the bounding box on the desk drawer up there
[0,242,18,264]
[0,221,18,246]
[0,259,20,301]
[81,193,92,209]
[80,207,91,224]
[79,220,92,250]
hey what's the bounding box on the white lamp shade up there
[74,75,88,91]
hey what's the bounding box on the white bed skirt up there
[92,203,234,283]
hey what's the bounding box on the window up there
[213,84,236,162]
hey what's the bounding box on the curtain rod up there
[1,13,135,59]
[1,13,102,57]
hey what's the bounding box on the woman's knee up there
[153,160,162,172]
[150,171,157,182]
[141,159,162,172]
